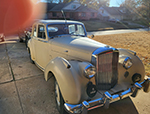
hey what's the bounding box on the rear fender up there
[27,39,35,60]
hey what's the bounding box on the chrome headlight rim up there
[84,64,96,79]
[123,57,133,69]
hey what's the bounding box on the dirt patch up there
[93,31,150,76]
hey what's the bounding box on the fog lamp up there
[123,57,132,69]
[84,64,96,79]
[132,73,141,83]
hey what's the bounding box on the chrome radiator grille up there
[96,51,119,90]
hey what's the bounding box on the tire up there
[25,36,28,48]
[28,48,34,64]
[19,37,24,42]
[54,79,68,114]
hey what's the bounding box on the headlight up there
[84,64,96,79]
[123,57,132,69]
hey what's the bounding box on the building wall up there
[75,12,97,20]
[48,12,97,20]
[48,12,71,19]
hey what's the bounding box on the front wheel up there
[55,79,68,114]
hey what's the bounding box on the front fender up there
[44,57,90,104]
[118,48,145,84]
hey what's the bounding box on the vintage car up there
[18,27,32,47]
[27,20,150,114]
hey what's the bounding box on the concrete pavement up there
[0,35,150,114]
[0,36,59,114]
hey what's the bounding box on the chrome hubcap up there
[55,81,60,106]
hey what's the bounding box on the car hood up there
[51,35,110,62]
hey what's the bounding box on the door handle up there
[37,39,48,43]
[38,39,42,41]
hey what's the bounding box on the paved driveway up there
[0,36,150,114]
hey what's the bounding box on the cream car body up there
[28,20,150,114]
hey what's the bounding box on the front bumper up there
[64,78,150,114]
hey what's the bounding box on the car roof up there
[35,20,84,25]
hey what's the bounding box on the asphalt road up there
[0,36,150,114]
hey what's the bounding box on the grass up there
[130,19,149,27]
[81,20,144,32]
[92,31,150,76]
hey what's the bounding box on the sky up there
[109,0,125,7]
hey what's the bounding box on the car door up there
[30,24,37,61]
[34,24,50,70]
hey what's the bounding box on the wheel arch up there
[27,39,35,61]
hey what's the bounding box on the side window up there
[68,24,75,34]
[77,25,84,35]
[38,25,46,39]
[33,25,36,37]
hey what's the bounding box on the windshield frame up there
[46,23,87,38]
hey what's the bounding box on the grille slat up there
[96,51,119,90]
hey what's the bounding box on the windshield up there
[47,23,86,38]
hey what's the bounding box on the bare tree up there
[136,0,150,30]
[79,0,110,9]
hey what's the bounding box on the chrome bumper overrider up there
[64,78,150,114]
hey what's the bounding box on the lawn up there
[92,31,150,76]
[81,20,144,32]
